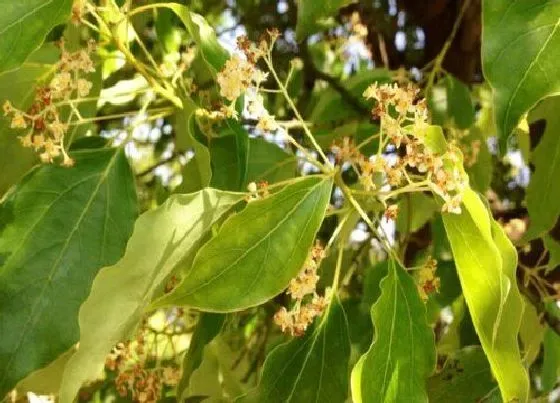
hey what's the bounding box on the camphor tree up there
[1,0,560,402]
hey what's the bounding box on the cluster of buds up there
[105,329,180,402]
[274,242,330,336]
[416,258,440,301]
[246,181,270,201]
[3,40,96,166]
[332,82,469,214]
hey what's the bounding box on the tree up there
[1,0,559,402]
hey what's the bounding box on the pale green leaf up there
[442,189,529,402]
[152,176,333,312]
[427,347,496,403]
[0,0,72,74]
[351,259,436,403]
[58,189,243,403]
[0,148,137,396]
[525,97,560,238]
[482,0,560,149]
[238,295,350,403]
[295,0,357,41]
[542,328,560,392]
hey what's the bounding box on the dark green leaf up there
[59,189,243,402]
[427,347,496,403]
[238,296,350,403]
[295,0,357,41]
[0,46,59,195]
[0,148,137,395]
[482,0,560,149]
[442,189,529,402]
[351,259,436,403]
[175,98,212,193]
[0,0,72,74]
[152,176,333,312]
[525,97,560,239]
[210,121,249,191]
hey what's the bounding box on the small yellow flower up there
[10,112,27,129]
[3,100,13,116]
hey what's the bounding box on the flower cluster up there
[274,243,330,336]
[105,330,180,403]
[416,258,440,301]
[3,40,96,166]
[332,83,469,214]
[212,34,279,132]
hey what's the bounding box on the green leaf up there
[351,259,436,403]
[442,189,529,402]
[310,69,391,125]
[210,122,249,191]
[519,301,545,367]
[0,148,137,396]
[0,46,59,195]
[421,125,447,155]
[15,348,74,396]
[295,0,357,41]
[482,0,560,149]
[396,193,437,234]
[542,328,560,392]
[175,98,212,193]
[238,295,350,403]
[152,176,333,312]
[427,347,496,403]
[525,97,560,239]
[429,75,475,130]
[177,313,225,399]
[463,130,493,193]
[245,138,297,185]
[0,0,72,74]
[58,189,243,402]
[163,3,229,74]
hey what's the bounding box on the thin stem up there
[335,171,403,266]
[68,107,173,125]
[263,55,332,171]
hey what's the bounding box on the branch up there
[299,43,371,116]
